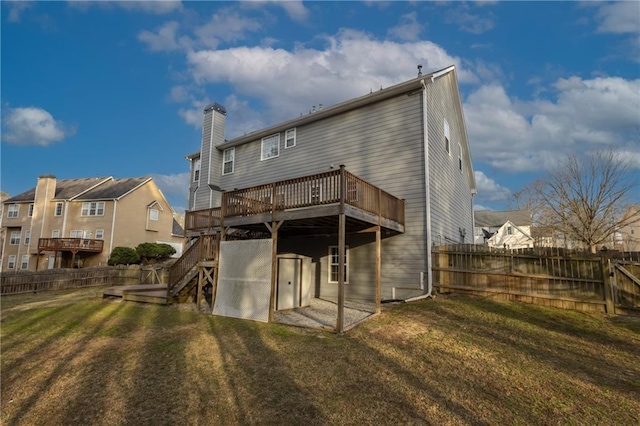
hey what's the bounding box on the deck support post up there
[375,225,381,315]
[337,165,347,334]
[266,221,283,323]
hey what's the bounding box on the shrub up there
[108,247,141,266]
[135,242,176,264]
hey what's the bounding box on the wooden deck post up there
[375,225,381,315]
[267,221,283,323]
[337,165,346,333]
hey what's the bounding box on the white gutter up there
[61,200,69,237]
[109,200,117,255]
[421,78,433,296]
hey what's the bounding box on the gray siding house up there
[181,65,476,330]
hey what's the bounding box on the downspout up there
[421,78,433,298]
[109,200,117,256]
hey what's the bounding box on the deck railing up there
[38,238,104,252]
[185,168,405,232]
[167,234,219,295]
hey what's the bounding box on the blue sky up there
[2,1,639,213]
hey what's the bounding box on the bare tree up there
[538,150,640,253]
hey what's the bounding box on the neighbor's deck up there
[185,168,405,237]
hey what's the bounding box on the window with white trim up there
[193,158,201,182]
[21,255,29,270]
[444,119,451,154]
[149,209,159,221]
[28,204,34,217]
[70,230,84,238]
[458,142,463,172]
[96,229,104,239]
[55,202,63,216]
[507,226,513,235]
[7,255,16,269]
[51,230,60,238]
[7,205,19,218]
[10,231,21,245]
[81,202,105,216]
[24,230,31,245]
[329,246,349,283]
[285,128,296,149]
[261,134,280,160]
[223,147,235,175]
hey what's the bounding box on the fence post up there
[601,257,616,314]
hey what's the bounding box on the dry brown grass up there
[1,289,639,425]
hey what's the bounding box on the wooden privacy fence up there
[432,245,640,316]
[1,266,141,295]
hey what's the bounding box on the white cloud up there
[445,4,494,34]
[242,0,309,22]
[138,21,191,52]
[2,106,76,146]
[464,76,640,173]
[185,29,475,135]
[595,2,640,34]
[69,0,183,15]
[193,9,262,49]
[474,171,512,202]
[473,204,492,211]
[388,12,424,41]
[5,0,32,23]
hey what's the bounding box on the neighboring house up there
[616,205,640,252]
[474,210,534,249]
[180,65,476,329]
[0,175,184,272]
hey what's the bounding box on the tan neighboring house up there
[615,205,640,252]
[0,175,184,272]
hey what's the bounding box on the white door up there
[48,256,55,269]
[277,258,301,311]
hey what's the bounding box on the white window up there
[55,202,63,216]
[7,205,19,218]
[285,128,296,149]
[10,231,21,245]
[507,226,513,235]
[149,209,159,221]
[70,230,84,238]
[21,255,29,270]
[24,230,31,245]
[7,255,16,269]
[444,119,451,154]
[261,134,280,160]
[52,230,60,238]
[96,229,104,239]
[329,246,349,284]
[81,201,105,216]
[458,143,463,172]
[223,147,235,175]
[28,204,34,217]
[193,158,201,182]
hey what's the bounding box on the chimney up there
[195,103,227,209]
[31,175,57,255]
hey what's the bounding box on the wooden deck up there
[103,284,168,305]
[185,167,405,236]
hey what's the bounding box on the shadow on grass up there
[207,318,328,424]
[2,301,125,424]
[424,297,640,400]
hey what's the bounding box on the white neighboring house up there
[474,210,534,249]
[486,220,534,249]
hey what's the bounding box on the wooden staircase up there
[167,234,220,302]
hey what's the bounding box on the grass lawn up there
[1,289,639,425]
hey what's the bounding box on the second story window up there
[223,148,235,175]
[10,231,21,245]
[193,158,201,182]
[7,204,19,218]
[444,119,451,154]
[28,204,34,217]
[261,134,280,160]
[96,229,104,239]
[149,209,159,221]
[285,128,296,148]
[51,230,60,238]
[24,230,31,245]
[55,202,63,216]
[81,202,105,216]
[70,230,84,238]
